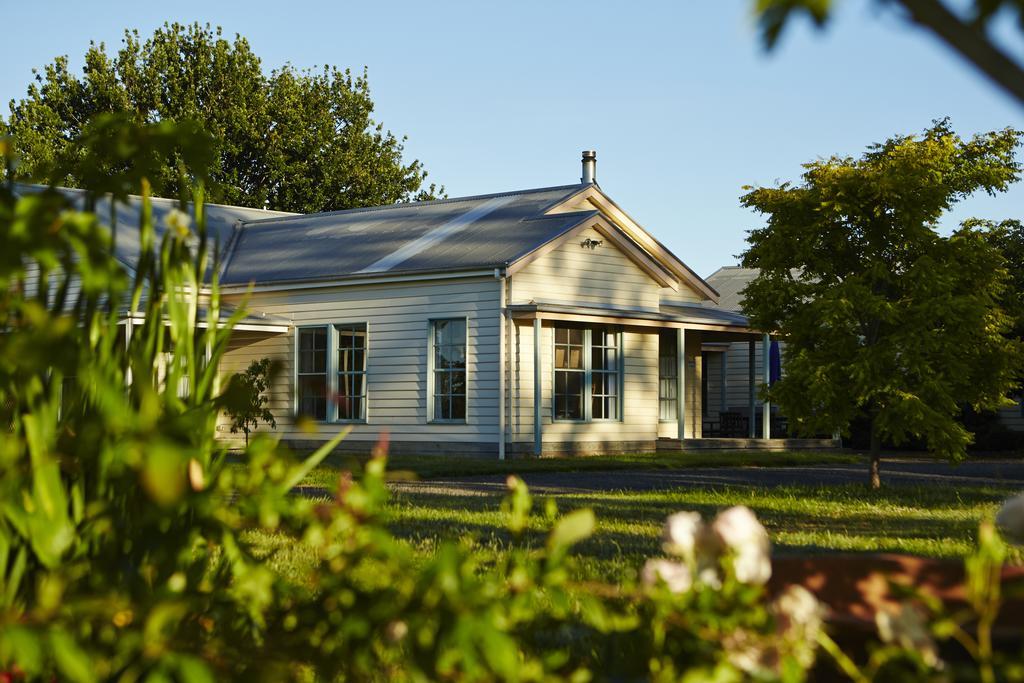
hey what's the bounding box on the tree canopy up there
[740,120,1024,486]
[0,22,441,212]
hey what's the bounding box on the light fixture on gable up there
[580,238,603,250]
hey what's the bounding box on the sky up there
[2,0,1022,277]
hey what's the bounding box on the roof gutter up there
[219,267,499,294]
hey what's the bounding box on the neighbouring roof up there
[15,184,296,273]
[705,266,760,313]
[220,184,594,286]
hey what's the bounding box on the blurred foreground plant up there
[5,115,1021,682]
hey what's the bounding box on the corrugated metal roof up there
[14,184,296,273]
[220,185,592,285]
[705,266,759,312]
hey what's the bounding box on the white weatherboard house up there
[211,152,833,456]
[32,153,837,456]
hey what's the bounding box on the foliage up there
[975,219,1024,389]
[226,358,278,446]
[0,22,441,212]
[751,0,1024,106]
[740,120,1024,486]
[5,115,1024,682]
[0,116,817,682]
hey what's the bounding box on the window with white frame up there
[554,327,585,420]
[591,328,619,420]
[658,331,678,422]
[297,327,329,420]
[336,324,367,421]
[554,326,621,422]
[430,318,467,422]
[297,324,369,422]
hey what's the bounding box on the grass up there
[250,477,1022,586]
[295,450,862,489]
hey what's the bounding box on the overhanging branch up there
[898,0,1024,105]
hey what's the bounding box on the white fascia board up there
[218,268,497,294]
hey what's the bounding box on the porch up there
[506,301,809,455]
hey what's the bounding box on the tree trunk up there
[869,427,881,489]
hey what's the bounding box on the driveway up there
[390,459,1024,497]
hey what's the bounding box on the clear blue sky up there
[3,1,1022,277]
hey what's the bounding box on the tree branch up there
[898,0,1024,105]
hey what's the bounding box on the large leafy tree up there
[0,22,440,211]
[740,121,1024,487]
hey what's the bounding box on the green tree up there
[974,218,1024,342]
[740,121,1024,488]
[753,0,1024,106]
[0,22,441,211]
[226,357,278,446]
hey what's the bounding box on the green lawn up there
[250,478,1022,586]
[296,450,861,488]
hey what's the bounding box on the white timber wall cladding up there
[511,226,663,311]
[218,277,501,448]
[508,322,660,451]
[999,402,1024,432]
[659,282,704,307]
[704,339,770,419]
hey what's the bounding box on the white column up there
[748,340,756,438]
[125,319,134,388]
[719,350,728,413]
[497,274,506,461]
[533,318,542,456]
[762,333,771,440]
[676,328,686,440]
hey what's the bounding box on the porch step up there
[658,437,839,452]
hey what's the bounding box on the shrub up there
[225,357,278,446]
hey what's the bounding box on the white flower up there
[712,506,772,585]
[662,511,705,558]
[876,604,941,668]
[166,208,192,239]
[641,558,692,593]
[771,586,825,669]
[996,493,1024,545]
[773,585,824,634]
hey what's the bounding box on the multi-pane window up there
[297,324,369,422]
[554,328,585,420]
[591,329,619,420]
[336,324,367,421]
[297,327,329,420]
[554,326,620,422]
[431,319,467,421]
[659,331,678,422]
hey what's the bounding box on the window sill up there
[428,419,468,425]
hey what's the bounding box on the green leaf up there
[177,655,216,683]
[280,426,351,492]
[547,509,595,552]
[49,629,96,683]
[0,625,42,674]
